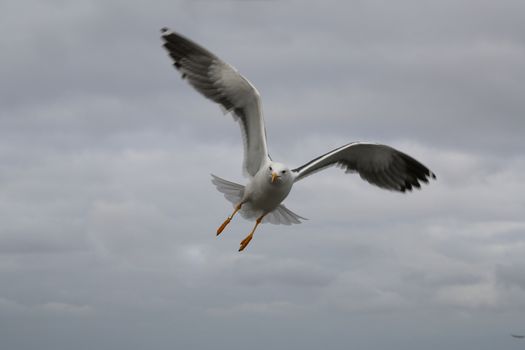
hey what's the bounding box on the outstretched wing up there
[161,28,270,177]
[292,142,435,192]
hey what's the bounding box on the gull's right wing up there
[161,28,270,176]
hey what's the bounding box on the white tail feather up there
[211,174,306,225]
[263,203,307,225]
[211,174,244,205]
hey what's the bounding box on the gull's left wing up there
[292,142,435,192]
[161,28,270,177]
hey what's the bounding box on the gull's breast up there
[244,180,292,213]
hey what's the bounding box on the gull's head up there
[267,162,292,185]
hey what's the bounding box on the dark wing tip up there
[398,152,437,189]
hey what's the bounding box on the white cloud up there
[1,0,524,349]
[207,300,301,316]
[435,282,500,309]
[38,302,93,315]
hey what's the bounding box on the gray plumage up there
[161,27,436,250]
[162,28,270,177]
[293,142,435,192]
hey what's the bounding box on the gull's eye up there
[269,166,272,171]
[281,170,286,174]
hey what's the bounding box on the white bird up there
[161,28,436,251]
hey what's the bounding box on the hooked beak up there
[271,172,279,183]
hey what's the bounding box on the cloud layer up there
[1,0,524,349]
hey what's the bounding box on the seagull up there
[161,28,436,251]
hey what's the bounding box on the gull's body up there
[244,163,293,214]
[161,28,436,251]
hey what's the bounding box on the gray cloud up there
[1,0,525,349]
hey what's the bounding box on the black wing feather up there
[292,142,435,193]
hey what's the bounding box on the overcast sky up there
[1,0,525,349]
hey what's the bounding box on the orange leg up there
[238,214,266,252]
[216,203,242,236]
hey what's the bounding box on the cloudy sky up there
[1,0,525,349]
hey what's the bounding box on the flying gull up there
[160,28,436,251]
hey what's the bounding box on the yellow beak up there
[271,172,279,183]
